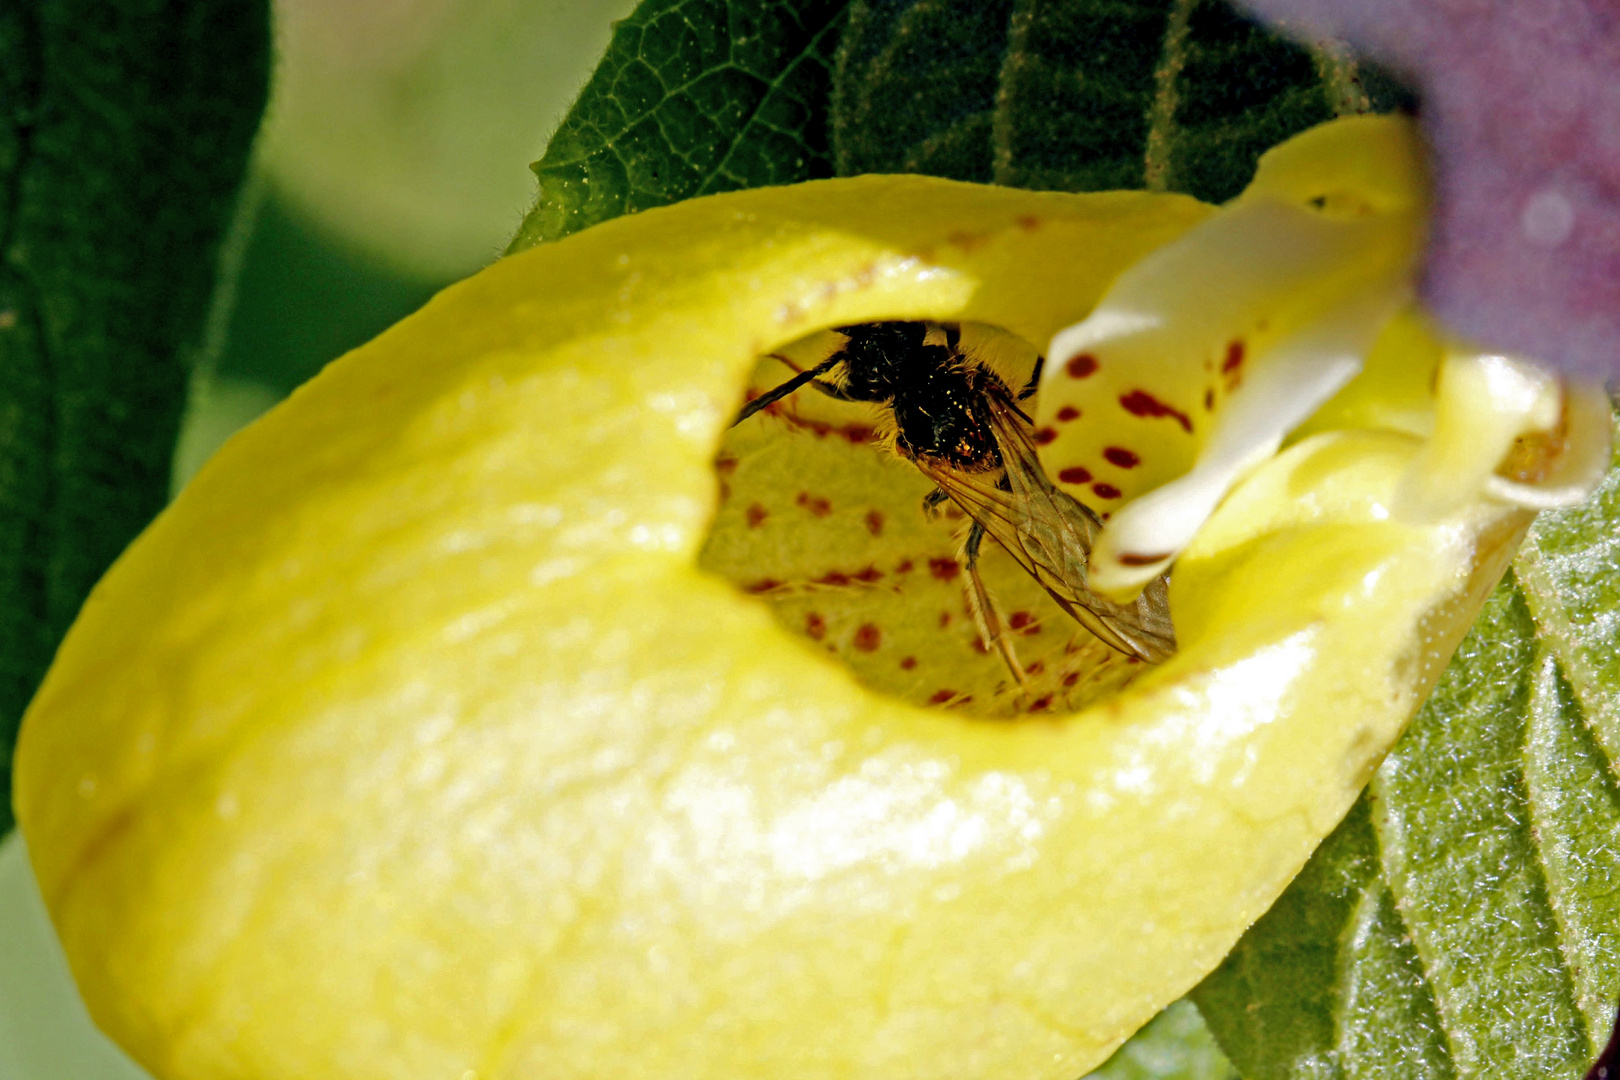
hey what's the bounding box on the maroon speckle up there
[1093,482,1122,499]
[816,571,851,586]
[745,579,781,593]
[864,509,885,536]
[853,565,884,584]
[1028,695,1054,712]
[1055,406,1081,422]
[1033,428,1058,445]
[949,695,974,707]
[1103,447,1140,468]
[1062,671,1081,688]
[1026,661,1044,676]
[1065,354,1099,379]
[746,503,769,528]
[805,612,827,640]
[938,611,953,627]
[718,482,731,503]
[970,637,991,654]
[843,425,877,444]
[1119,390,1193,433]
[853,623,882,652]
[715,457,738,476]
[929,689,956,705]
[1204,388,1215,411]
[795,492,833,517]
[929,557,962,582]
[1119,551,1173,567]
[1008,611,1034,630]
[900,656,918,670]
[896,559,914,574]
[1016,214,1042,232]
[1058,466,1093,484]
[1222,340,1246,374]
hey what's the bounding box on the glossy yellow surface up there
[16,158,1526,1078]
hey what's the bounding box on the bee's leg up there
[921,487,950,519]
[1017,353,1046,400]
[734,354,844,425]
[963,520,1028,688]
[943,323,961,350]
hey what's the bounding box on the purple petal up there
[1238,0,1620,379]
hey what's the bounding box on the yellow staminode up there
[1039,116,1609,601]
[13,118,1591,1080]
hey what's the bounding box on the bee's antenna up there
[733,354,844,426]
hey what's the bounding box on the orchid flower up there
[13,116,1606,1080]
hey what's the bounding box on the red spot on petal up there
[900,655,918,670]
[939,611,953,627]
[1016,214,1042,232]
[715,457,738,475]
[929,557,962,582]
[864,509,885,535]
[1055,405,1081,422]
[1204,388,1215,411]
[1028,695,1053,712]
[1093,482,1122,499]
[796,492,833,517]
[1058,466,1092,484]
[745,579,781,593]
[843,425,877,444]
[1008,611,1034,630]
[929,689,956,705]
[805,612,826,640]
[1033,428,1058,445]
[853,623,882,652]
[1065,353,1099,378]
[1222,339,1245,374]
[745,503,769,527]
[1062,671,1081,687]
[1102,447,1140,468]
[1119,390,1193,433]
[853,565,884,583]
[1118,551,1173,567]
[816,571,851,586]
[970,636,991,654]
[896,559,914,574]
[1025,661,1044,675]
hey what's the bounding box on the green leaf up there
[1084,1000,1240,1080]
[507,0,849,252]
[1195,408,1620,1080]
[831,0,1367,202]
[0,0,270,834]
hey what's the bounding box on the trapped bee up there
[734,320,1175,682]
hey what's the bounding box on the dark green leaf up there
[507,0,849,252]
[1196,409,1620,1080]
[831,0,1366,201]
[0,0,270,834]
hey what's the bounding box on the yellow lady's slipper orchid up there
[12,117,1600,1080]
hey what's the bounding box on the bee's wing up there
[914,389,1176,663]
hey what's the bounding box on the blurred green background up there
[174,0,639,489]
[2,0,631,1073]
